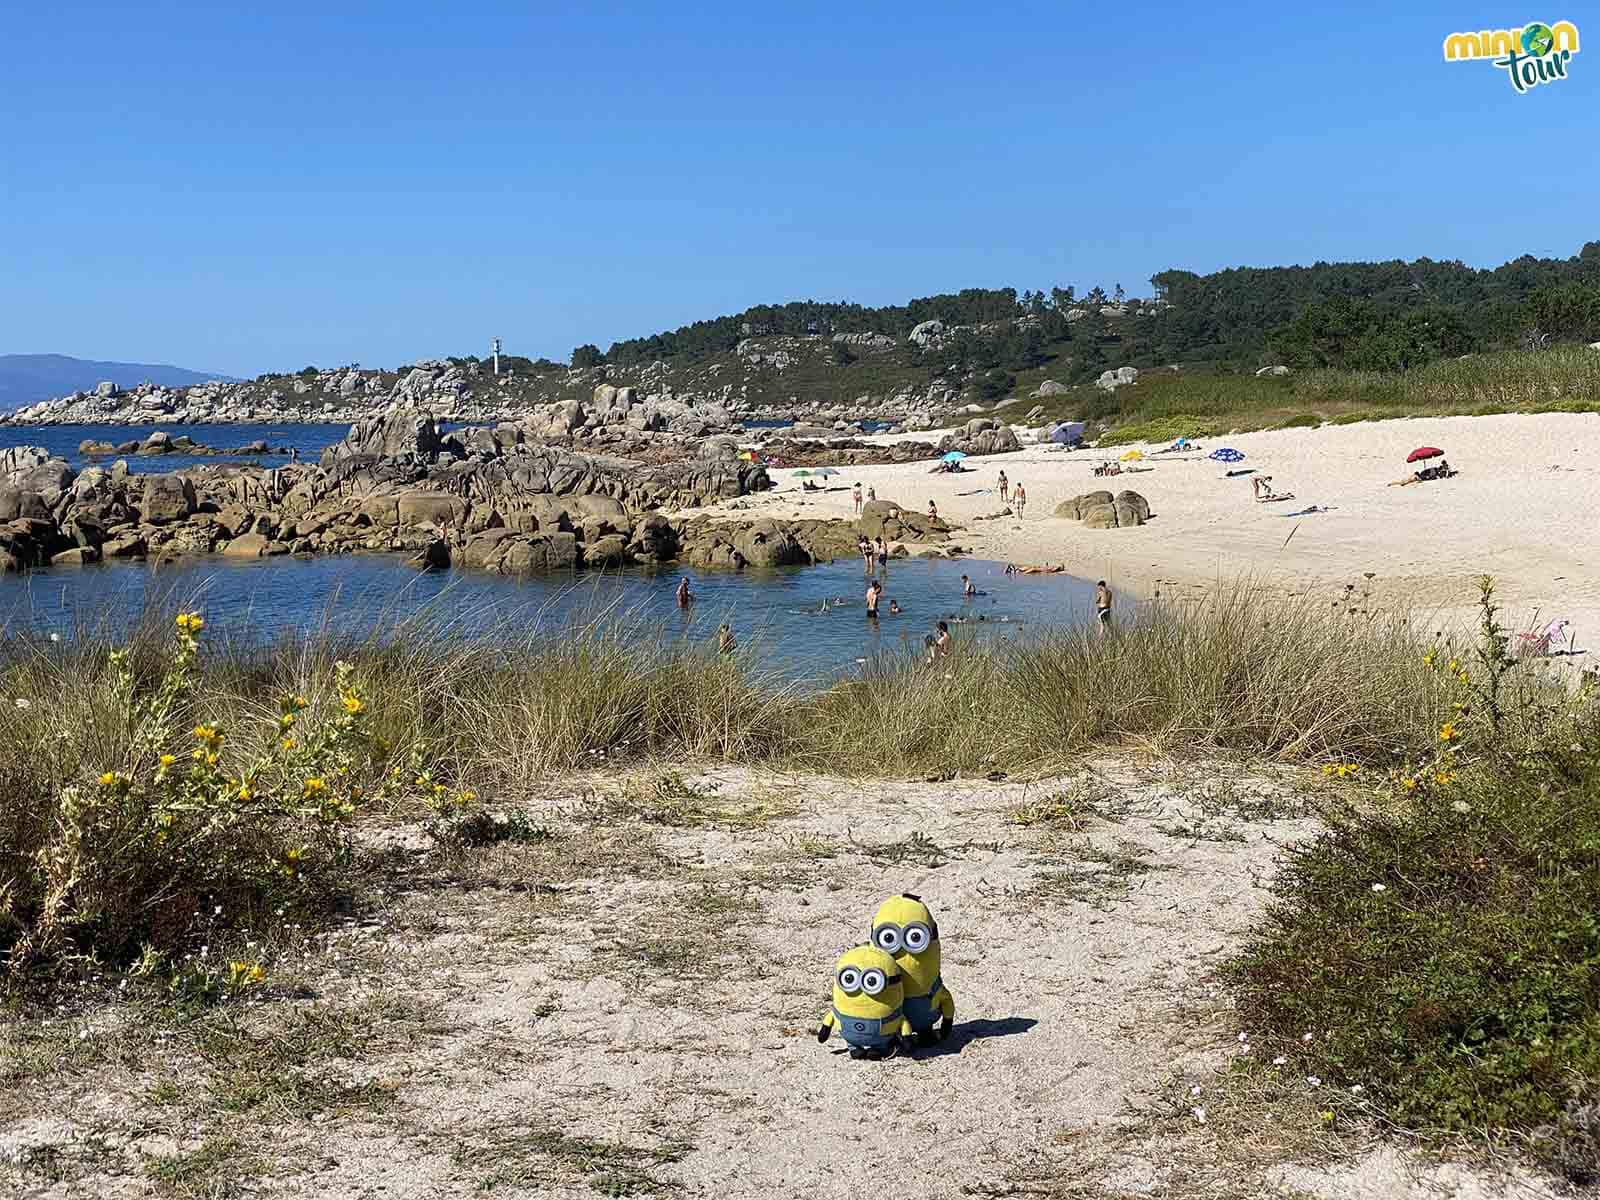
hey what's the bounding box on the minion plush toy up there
[870,893,954,1046]
[816,945,910,1059]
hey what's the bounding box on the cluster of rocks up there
[1095,367,1141,392]
[1054,490,1151,529]
[0,403,774,574]
[78,432,290,458]
[752,417,1021,468]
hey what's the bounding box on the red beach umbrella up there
[1406,446,1444,463]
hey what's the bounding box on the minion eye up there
[837,967,861,992]
[861,969,886,996]
[903,924,930,952]
[874,925,902,952]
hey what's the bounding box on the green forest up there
[585,242,1600,389]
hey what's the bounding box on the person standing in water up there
[961,574,977,598]
[934,620,952,656]
[865,579,882,618]
[998,470,1009,503]
[874,535,888,570]
[1095,580,1113,633]
[676,577,694,608]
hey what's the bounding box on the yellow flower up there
[279,713,296,729]
[192,724,221,744]
[1439,722,1460,743]
[1434,770,1456,786]
[98,771,119,787]
[281,737,297,752]
[227,961,266,988]
[1422,651,1436,667]
[1401,776,1419,791]
[301,778,326,798]
[158,754,175,768]
[291,695,309,711]
[175,612,204,634]
[1448,659,1459,673]
[238,782,252,801]
[341,694,364,715]
[1457,670,1470,684]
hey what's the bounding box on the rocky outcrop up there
[1055,489,1150,528]
[856,499,950,543]
[1095,367,1139,392]
[937,419,1021,457]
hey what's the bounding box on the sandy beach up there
[735,412,1600,655]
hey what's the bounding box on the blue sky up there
[3,2,1593,376]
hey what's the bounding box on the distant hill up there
[0,354,235,410]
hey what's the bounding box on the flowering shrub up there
[4,613,396,979]
[1231,577,1600,1171]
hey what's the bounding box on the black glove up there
[816,1023,831,1043]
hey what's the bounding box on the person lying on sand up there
[1005,563,1066,575]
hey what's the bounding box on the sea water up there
[0,554,1098,682]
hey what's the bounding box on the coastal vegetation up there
[3,582,1596,1182]
[997,343,1600,445]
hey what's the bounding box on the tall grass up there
[997,346,1600,438]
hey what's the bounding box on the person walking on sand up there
[866,485,876,503]
[676,577,694,608]
[852,483,863,515]
[866,579,882,618]
[998,470,1009,503]
[1013,484,1026,517]
[1095,580,1113,633]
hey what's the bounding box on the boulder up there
[396,492,468,529]
[1033,380,1070,397]
[496,533,578,574]
[583,533,630,568]
[1255,365,1291,377]
[51,546,100,566]
[1095,367,1140,392]
[94,380,118,398]
[732,519,804,567]
[139,474,197,524]
[102,533,148,559]
[1059,489,1149,529]
[414,538,451,570]
[222,533,272,558]
[908,319,946,346]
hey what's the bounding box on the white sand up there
[737,412,1599,656]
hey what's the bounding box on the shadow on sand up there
[918,1016,1038,1056]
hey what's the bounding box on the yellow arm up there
[936,986,955,1023]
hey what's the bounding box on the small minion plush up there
[816,945,910,1059]
[870,893,954,1045]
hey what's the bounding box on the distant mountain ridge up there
[0,354,235,410]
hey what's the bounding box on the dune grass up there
[3,576,1597,1177]
[994,346,1600,439]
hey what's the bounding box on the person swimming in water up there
[676,577,693,608]
[888,599,901,615]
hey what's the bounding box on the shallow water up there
[0,422,347,475]
[0,555,1098,681]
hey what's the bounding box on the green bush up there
[1095,415,1221,447]
[1228,583,1600,1172]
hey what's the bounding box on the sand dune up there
[738,412,1599,660]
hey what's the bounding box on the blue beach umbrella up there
[1051,422,1085,445]
[813,467,841,477]
[1208,448,1245,463]
[942,450,967,463]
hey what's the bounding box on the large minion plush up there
[870,893,954,1045]
[816,945,910,1059]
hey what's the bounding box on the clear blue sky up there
[3,2,1593,376]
